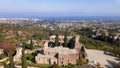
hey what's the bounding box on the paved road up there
[86,49,120,68]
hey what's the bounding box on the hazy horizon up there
[0,0,120,17]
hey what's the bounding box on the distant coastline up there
[37,16,120,20]
[0,16,120,20]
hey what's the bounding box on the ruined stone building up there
[35,35,87,65]
[35,44,77,65]
[49,35,82,49]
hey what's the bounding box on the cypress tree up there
[64,31,68,47]
[22,43,27,68]
[9,51,14,68]
[80,46,86,59]
[55,34,59,46]
[4,63,10,68]
[30,39,33,50]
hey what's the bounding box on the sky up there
[0,0,120,17]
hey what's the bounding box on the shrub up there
[49,64,59,68]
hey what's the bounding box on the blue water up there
[1,16,120,20]
[37,16,120,20]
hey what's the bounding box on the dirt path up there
[86,49,120,68]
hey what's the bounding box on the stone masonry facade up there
[35,46,77,65]
[35,35,87,65]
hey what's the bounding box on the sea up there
[37,16,120,20]
[1,16,120,20]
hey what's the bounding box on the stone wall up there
[35,46,77,65]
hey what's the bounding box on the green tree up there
[81,46,85,53]
[9,51,14,68]
[55,34,59,46]
[96,63,101,68]
[26,54,34,62]
[114,64,120,68]
[64,31,68,47]
[50,64,59,68]
[0,34,3,42]
[77,51,84,65]
[4,63,10,68]
[22,43,27,68]
[77,46,86,65]
[30,39,33,50]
